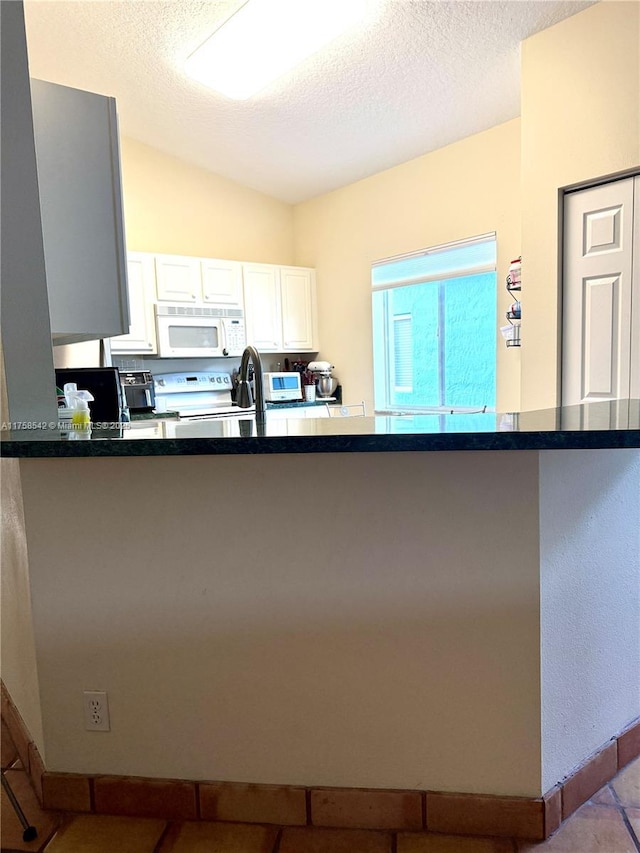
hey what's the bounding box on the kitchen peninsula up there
[2,398,639,456]
[2,400,639,841]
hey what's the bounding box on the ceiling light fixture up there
[184,0,367,100]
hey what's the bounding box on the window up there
[372,234,497,413]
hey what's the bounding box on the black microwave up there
[55,367,125,423]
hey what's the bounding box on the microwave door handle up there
[221,321,229,357]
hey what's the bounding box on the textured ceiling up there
[23,0,595,204]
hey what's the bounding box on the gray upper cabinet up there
[30,79,129,345]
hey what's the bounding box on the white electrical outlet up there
[83,690,110,731]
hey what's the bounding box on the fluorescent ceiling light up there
[184,0,367,100]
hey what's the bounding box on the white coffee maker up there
[308,361,336,399]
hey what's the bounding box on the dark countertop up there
[129,400,336,421]
[265,397,340,408]
[2,399,639,458]
[129,410,179,421]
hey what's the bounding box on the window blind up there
[393,314,412,391]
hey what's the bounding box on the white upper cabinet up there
[201,259,243,306]
[155,255,245,307]
[110,251,317,355]
[110,253,157,354]
[155,254,201,302]
[243,264,282,351]
[31,79,129,344]
[280,266,317,351]
[244,263,318,352]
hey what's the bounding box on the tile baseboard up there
[2,681,639,841]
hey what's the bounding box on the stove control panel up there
[153,372,232,394]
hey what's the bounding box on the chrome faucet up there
[236,345,266,423]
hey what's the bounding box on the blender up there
[308,361,336,399]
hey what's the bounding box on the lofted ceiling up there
[23,0,595,204]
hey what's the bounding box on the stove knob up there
[222,348,229,356]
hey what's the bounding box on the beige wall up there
[520,0,640,411]
[120,137,295,265]
[21,451,543,796]
[540,448,640,791]
[294,120,522,413]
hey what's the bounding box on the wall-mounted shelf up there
[501,257,522,348]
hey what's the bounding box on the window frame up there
[371,233,497,415]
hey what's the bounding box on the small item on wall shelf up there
[506,256,522,291]
[507,300,521,320]
[500,324,521,347]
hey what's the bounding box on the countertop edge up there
[2,429,640,458]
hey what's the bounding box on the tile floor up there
[2,721,639,853]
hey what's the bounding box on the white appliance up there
[263,371,302,402]
[308,360,337,398]
[154,371,254,419]
[155,304,246,358]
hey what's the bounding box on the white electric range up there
[153,371,255,420]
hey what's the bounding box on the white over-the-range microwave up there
[155,303,246,358]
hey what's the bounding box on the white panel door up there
[562,177,635,406]
[201,259,243,307]
[110,253,157,353]
[632,179,640,399]
[280,267,318,351]
[155,254,200,302]
[243,264,282,351]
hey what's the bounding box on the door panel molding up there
[582,275,619,399]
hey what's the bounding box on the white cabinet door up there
[155,254,200,302]
[280,266,318,350]
[201,259,243,306]
[243,263,319,353]
[632,180,640,399]
[243,264,282,351]
[562,177,637,406]
[266,406,301,420]
[110,253,157,353]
